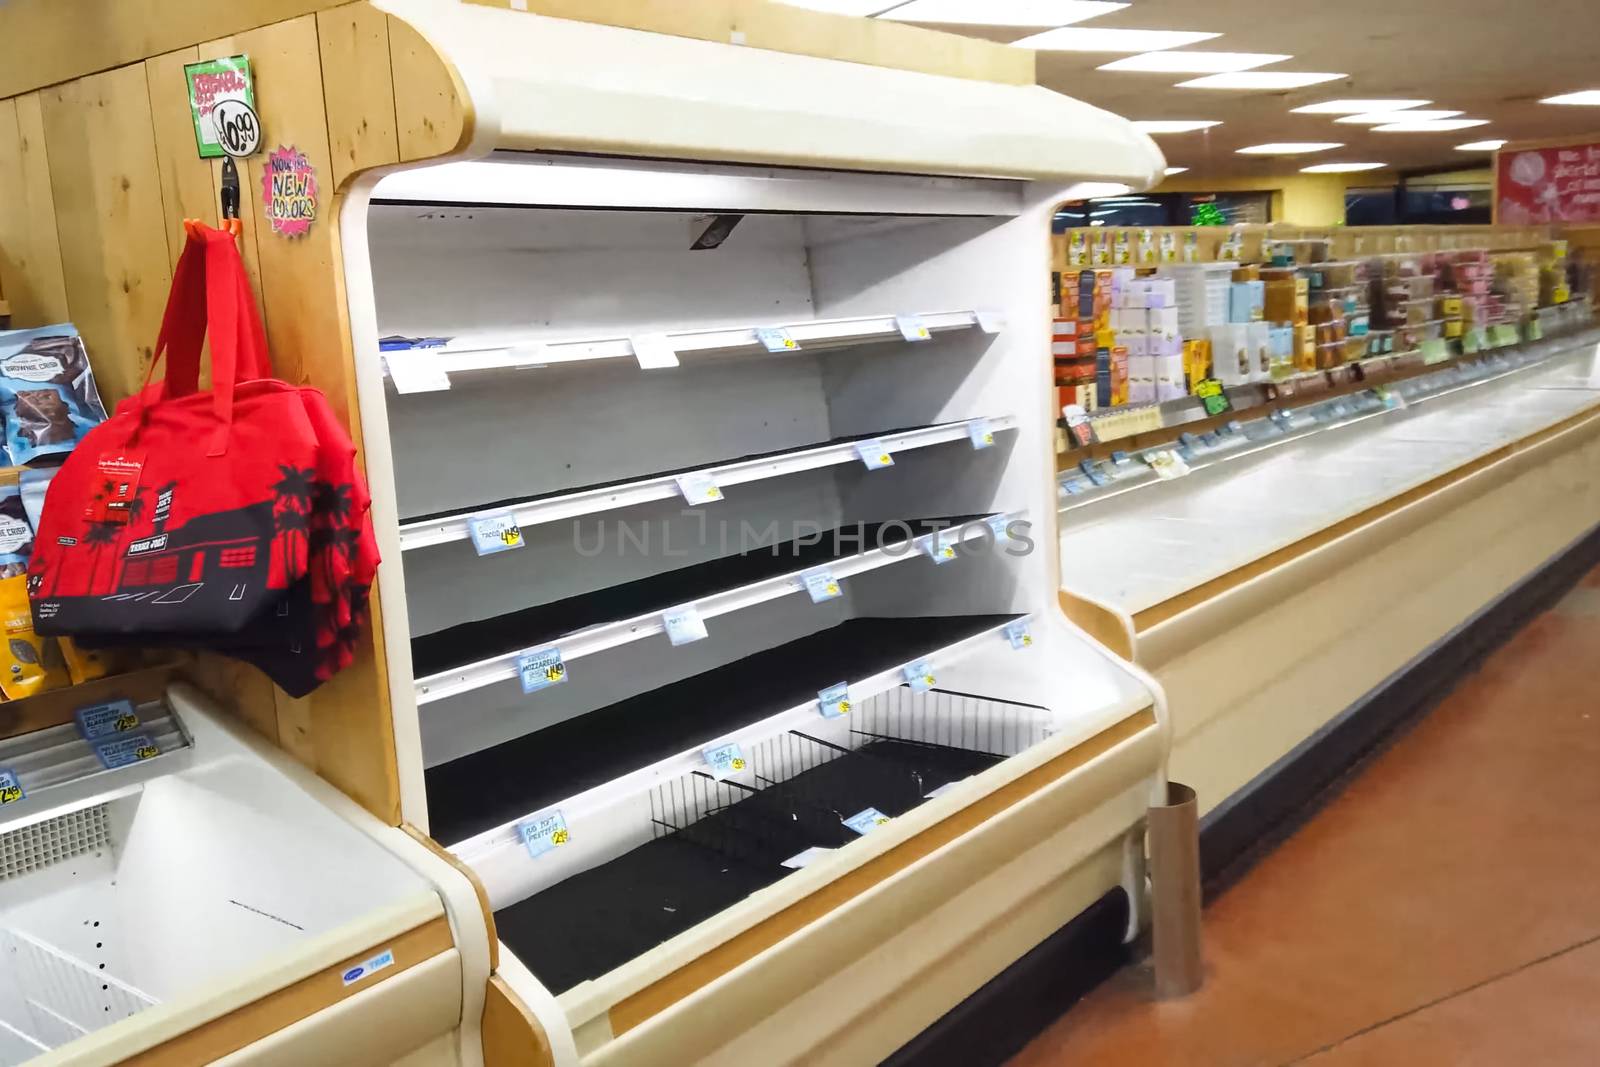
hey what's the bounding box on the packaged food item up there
[0,324,108,465]
[18,468,53,532]
[60,638,112,685]
[0,575,69,698]
[0,486,32,580]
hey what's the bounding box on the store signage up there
[518,811,569,857]
[468,511,523,555]
[211,99,262,159]
[184,55,255,159]
[517,648,567,694]
[674,472,723,505]
[1497,142,1600,225]
[854,439,894,469]
[843,807,891,834]
[902,660,936,692]
[803,569,842,602]
[662,605,709,646]
[0,768,22,805]
[818,682,851,718]
[1195,377,1230,417]
[262,145,317,238]
[702,742,747,779]
[967,419,996,449]
[756,327,799,352]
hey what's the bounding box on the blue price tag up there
[854,439,894,470]
[967,419,995,449]
[843,807,891,835]
[468,511,524,556]
[75,699,139,740]
[756,326,800,352]
[924,534,958,565]
[663,605,709,646]
[818,682,851,718]
[902,660,936,692]
[674,472,723,505]
[703,742,747,779]
[1005,620,1033,650]
[803,569,842,603]
[0,767,23,805]
[987,515,1012,543]
[94,735,161,769]
[519,811,569,858]
[1060,479,1086,496]
[517,648,567,694]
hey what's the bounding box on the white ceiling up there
[840,0,1600,178]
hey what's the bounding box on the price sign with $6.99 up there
[212,98,262,159]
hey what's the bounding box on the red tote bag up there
[29,225,320,636]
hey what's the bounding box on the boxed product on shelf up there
[1183,338,1212,390]
[1229,280,1265,323]
[1247,321,1272,384]
[1264,272,1309,325]
[1209,323,1252,387]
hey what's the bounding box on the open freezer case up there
[339,3,1170,1063]
[0,682,469,1066]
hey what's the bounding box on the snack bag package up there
[0,486,33,580]
[0,324,109,465]
[0,575,69,698]
[60,638,113,685]
[18,469,54,531]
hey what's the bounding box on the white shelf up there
[399,416,1019,551]
[415,510,1028,705]
[447,612,1032,859]
[382,309,988,385]
[0,707,191,829]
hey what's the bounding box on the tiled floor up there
[1011,565,1600,1067]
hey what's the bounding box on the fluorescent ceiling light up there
[1291,99,1430,115]
[1457,139,1508,151]
[1236,142,1343,155]
[1013,27,1220,52]
[1062,182,1133,200]
[1336,109,1462,125]
[775,0,903,12]
[1099,50,1288,74]
[1133,120,1222,134]
[880,0,1128,27]
[1164,166,1190,175]
[1178,71,1346,90]
[1541,90,1600,106]
[1300,162,1386,173]
[1373,118,1490,132]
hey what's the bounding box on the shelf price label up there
[967,419,996,450]
[0,767,22,805]
[1146,450,1190,480]
[468,511,524,556]
[384,352,451,394]
[75,699,139,740]
[818,682,851,719]
[924,533,958,565]
[1420,338,1450,365]
[674,472,724,505]
[1463,327,1488,354]
[1005,620,1033,650]
[1528,319,1545,342]
[1375,386,1407,412]
[802,569,842,603]
[663,605,709,647]
[854,439,895,470]
[902,660,936,692]
[843,807,891,835]
[1490,324,1519,348]
[702,741,747,780]
[756,326,800,352]
[988,514,1013,543]
[517,648,568,694]
[895,314,932,342]
[975,309,1007,334]
[518,811,569,858]
[631,332,680,369]
[94,735,161,769]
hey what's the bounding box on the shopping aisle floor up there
[1011,565,1600,1067]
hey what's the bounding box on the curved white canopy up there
[382,0,1164,188]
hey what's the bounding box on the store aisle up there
[1011,564,1600,1067]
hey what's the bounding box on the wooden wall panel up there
[388,15,472,164]
[144,47,219,268]
[0,93,70,327]
[38,65,174,405]
[318,3,400,191]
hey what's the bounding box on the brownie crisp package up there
[0,486,33,580]
[0,324,109,465]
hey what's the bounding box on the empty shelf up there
[381,309,990,386]
[412,514,1021,704]
[399,416,1017,549]
[425,613,1022,847]
[0,706,191,825]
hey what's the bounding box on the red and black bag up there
[29,223,379,696]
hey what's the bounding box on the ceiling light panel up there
[1373,118,1490,132]
[1178,71,1346,90]
[1336,109,1462,124]
[1236,143,1343,155]
[1300,162,1386,173]
[1291,99,1431,114]
[1133,120,1223,134]
[1541,90,1600,106]
[1099,50,1288,74]
[1012,27,1220,52]
[1457,140,1508,151]
[880,0,1128,27]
